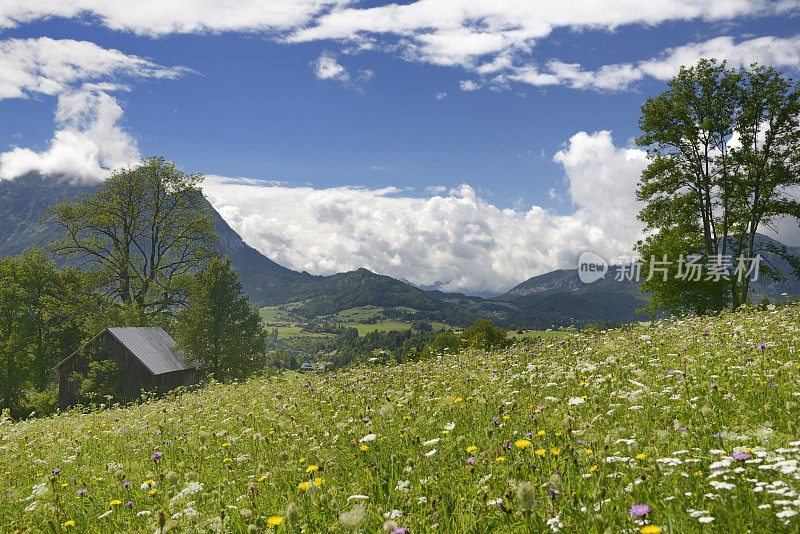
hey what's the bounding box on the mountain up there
[2,172,798,330]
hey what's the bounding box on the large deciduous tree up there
[635,59,800,315]
[47,157,218,314]
[175,257,267,380]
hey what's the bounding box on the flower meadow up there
[2,305,800,533]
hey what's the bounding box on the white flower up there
[422,438,440,447]
[568,397,585,405]
[98,510,112,519]
[698,516,715,523]
[360,434,377,442]
[777,510,799,519]
[425,448,437,457]
[395,480,410,492]
[444,422,455,431]
[417,496,428,504]
[383,509,403,519]
[347,495,369,501]
[137,511,152,517]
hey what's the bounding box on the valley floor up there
[2,305,800,532]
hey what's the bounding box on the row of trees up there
[636,59,800,315]
[0,158,267,415]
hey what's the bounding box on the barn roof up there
[55,327,195,375]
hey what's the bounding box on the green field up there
[5,304,800,532]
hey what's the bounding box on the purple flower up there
[76,488,87,496]
[713,432,724,438]
[678,427,688,431]
[548,488,560,499]
[732,452,752,461]
[150,451,163,461]
[123,481,131,488]
[630,504,652,517]
[758,342,766,350]
[51,468,61,475]
[391,529,409,534]
[126,501,134,508]
[466,457,475,464]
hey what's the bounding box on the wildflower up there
[466,445,477,453]
[76,489,87,496]
[298,482,310,491]
[109,499,122,506]
[589,465,598,472]
[259,475,268,482]
[360,434,377,442]
[629,504,652,517]
[636,454,646,460]
[568,397,585,405]
[360,444,369,451]
[305,465,319,473]
[314,477,324,487]
[149,489,157,495]
[551,448,561,455]
[267,516,284,526]
[537,430,546,436]
[535,449,546,456]
[586,449,593,455]
[732,452,752,461]
[698,516,715,523]
[150,452,163,461]
[495,456,505,462]
[466,457,475,463]
[64,521,75,527]
[640,526,662,534]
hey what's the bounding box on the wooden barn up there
[54,327,198,409]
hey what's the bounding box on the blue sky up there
[1,2,799,293]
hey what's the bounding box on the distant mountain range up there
[1,172,798,329]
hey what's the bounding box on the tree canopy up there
[635,59,800,315]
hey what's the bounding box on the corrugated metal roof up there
[107,327,194,375]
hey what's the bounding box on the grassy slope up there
[2,305,800,532]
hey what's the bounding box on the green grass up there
[3,304,800,532]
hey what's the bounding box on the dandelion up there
[551,448,561,455]
[535,449,546,456]
[314,477,324,487]
[305,465,319,473]
[298,482,310,491]
[64,521,75,527]
[109,499,122,506]
[537,430,546,436]
[640,526,662,534]
[466,445,477,453]
[267,516,284,526]
[360,444,369,451]
[636,453,646,460]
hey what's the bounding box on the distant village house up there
[54,327,198,409]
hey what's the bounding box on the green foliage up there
[422,331,461,357]
[175,257,268,380]
[71,358,127,406]
[47,156,218,313]
[460,319,510,351]
[636,59,800,315]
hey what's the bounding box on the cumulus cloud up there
[0,90,139,182]
[0,37,190,181]
[434,92,447,100]
[459,80,480,91]
[201,130,649,293]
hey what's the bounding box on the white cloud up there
[312,51,349,82]
[0,37,190,181]
[0,90,139,182]
[0,1,347,35]
[202,130,650,293]
[434,92,447,100]
[510,35,800,90]
[459,80,480,91]
[0,37,189,101]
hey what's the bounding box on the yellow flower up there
[144,479,154,486]
[636,453,646,460]
[314,477,324,487]
[640,526,662,534]
[441,430,449,435]
[305,465,319,473]
[222,442,231,447]
[298,481,310,491]
[109,500,122,506]
[454,397,462,403]
[551,448,561,455]
[148,489,157,495]
[586,449,593,455]
[267,516,284,526]
[502,415,510,421]
[535,449,546,456]
[299,457,306,463]
[64,521,76,527]
[360,444,369,451]
[259,475,268,482]
[514,439,531,449]
[495,456,505,462]
[589,465,598,472]
[223,458,232,463]
[537,430,546,436]
[466,445,477,453]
